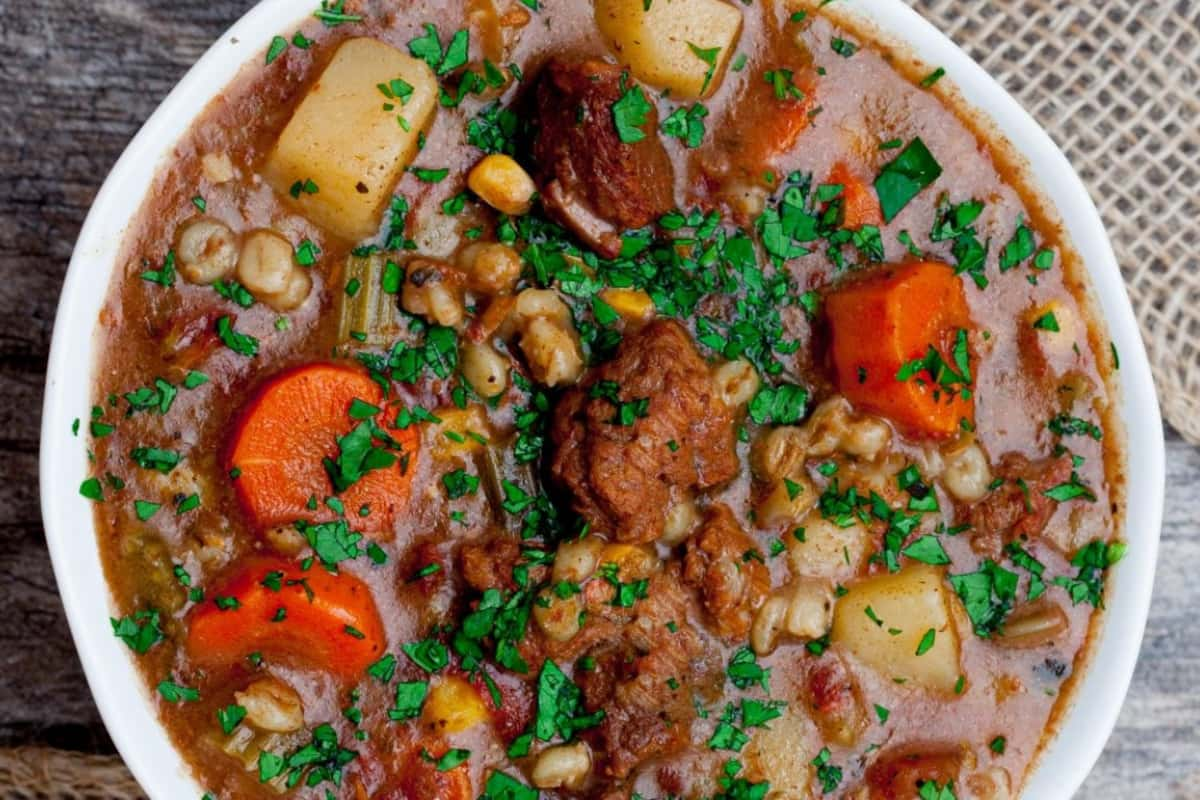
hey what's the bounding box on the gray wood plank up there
[0,0,1195,795]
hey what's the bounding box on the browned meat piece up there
[863,746,965,799]
[549,320,739,543]
[380,743,472,800]
[532,58,675,258]
[802,653,867,747]
[967,454,1074,558]
[576,571,705,779]
[403,540,447,596]
[682,504,770,640]
[459,534,548,593]
[473,667,535,743]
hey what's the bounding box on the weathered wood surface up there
[0,0,1195,797]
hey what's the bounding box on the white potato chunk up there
[741,708,817,796]
[595,0,743,99]
[264,38,439,241]
[787,516,870,583]
[832,564,962,693]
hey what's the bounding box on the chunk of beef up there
[380,743,472,800]
[459,534,548,593]
[967,453,1074,558]
[576,571,706,779]
[549,320,739,543]
[682,504,770,640]
[471,667,535,743]
[532,58,675,258]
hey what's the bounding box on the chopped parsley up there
[662,103,709,148]
[111,610,165,653]
[830,37,858,57]
[612,78,654,144]
[949,560,1018,637]
[534,659,605,742]
[1053,539,1126,606]
[875,138,943,222]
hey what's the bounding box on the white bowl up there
[40,0,1165,797]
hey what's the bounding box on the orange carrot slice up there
[827,161,883,229]
[185,557,385,679]
[227,363,418,537]
[825,261,975,439]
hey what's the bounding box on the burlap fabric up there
[913,0,1200,442]
[4,0,1196,796]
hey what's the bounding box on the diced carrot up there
[185,557,385,679]
[718,63,818,176]
[735,92,816,175]
[825,261,975,439]
[827,161,883,229]
[227,363,418,537]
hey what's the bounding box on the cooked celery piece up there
[337,253,405,346]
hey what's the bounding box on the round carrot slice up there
[185,557,385,679]
[227,363,418,537]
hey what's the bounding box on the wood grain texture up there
[0,0,1195,797]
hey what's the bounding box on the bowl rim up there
[39,1,1165,797]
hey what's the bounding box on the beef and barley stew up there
[82,0,1127,798]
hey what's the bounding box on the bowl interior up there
[39,1,1164,797]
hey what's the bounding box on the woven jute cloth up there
[5,0,1197,797]
[913,0,1200,443]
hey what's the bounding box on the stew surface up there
[83,1,1127,798]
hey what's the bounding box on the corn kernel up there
[599,288,655,320]
[468,154,537,216]
[422,676,488,733]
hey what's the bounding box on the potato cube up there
[595,0,743,99]
[742,708,816,794]
[264,38,438,241]
[831,564,962,693]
